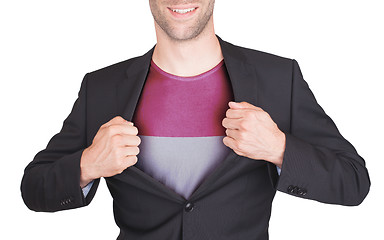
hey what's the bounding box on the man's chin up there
[165,26,208,42]
[163,31,199,42]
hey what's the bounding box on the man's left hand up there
[222,101,285,168]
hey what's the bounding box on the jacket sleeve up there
[21,74,100,212]
[276,59,370,206]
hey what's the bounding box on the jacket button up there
[287,185,295,193]
[298,188,307,196]
[185,202,194,212]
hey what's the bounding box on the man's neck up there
[152,22,223,77]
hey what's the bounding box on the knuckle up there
[235,150,245,156]
[115,162,125,174]
[127,136,139,146]
[128,155,138,165]
[135,136,141,145]
[131,126,139,135]
[107,125,119,135]
[225,109,231,117]
[222,118,227,127]
[222,136,228,145]
[225,129,230,136]
[264,112,272,119]
[244,111,254,119]
[233,141,241,151]
[115,168,124,175]
[259,111,267,118]
[239,131,247,140]
[111,134,122,145]
[134,146,140,155]
[111,158,122,172]
[113,116,124,122]
[112,148,121,158]
[239,120,248,130]
[116,158,125,169]
[258,111,270,121]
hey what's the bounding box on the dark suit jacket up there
[21,36,370,240]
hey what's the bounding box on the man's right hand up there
[80,116,141,188]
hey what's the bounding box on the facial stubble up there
[149,0,215,42]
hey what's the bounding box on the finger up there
[222,117,241,130]
[228,101,262,110]
[103,116,126,127]
[122,135,141,146]
[106,124,139,136]
[223,136,245,156]
[112,134,141,147]
[121,146,140,156]
[122,155,138,168]
[128,155,138,165]
[225,128,240,140]
[223,136,238,150]
[103,116,134,128]
[226,108,249,119]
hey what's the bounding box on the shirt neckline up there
[150,59,224,82]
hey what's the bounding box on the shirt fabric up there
[131,60,233,199]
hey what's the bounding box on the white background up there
[1,0,383,239]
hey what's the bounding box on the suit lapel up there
[218,36,260,106]
[114,37,263,201]
[116,47,154,122]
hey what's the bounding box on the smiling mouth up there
[169,7,197,14]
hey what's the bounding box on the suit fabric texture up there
[21,37,370,240]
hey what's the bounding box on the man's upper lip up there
[168,4,199,10]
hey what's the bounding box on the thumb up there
[228,101,258,109]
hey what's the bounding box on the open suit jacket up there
[21,36,370,240]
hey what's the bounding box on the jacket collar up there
[117,35,259,122]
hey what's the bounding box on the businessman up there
[21,0,370,239]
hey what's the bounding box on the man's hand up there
[222,101,285,168]
[80,116,141,188]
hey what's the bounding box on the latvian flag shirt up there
[132,59,234,199]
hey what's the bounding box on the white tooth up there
[173,8,195,14]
